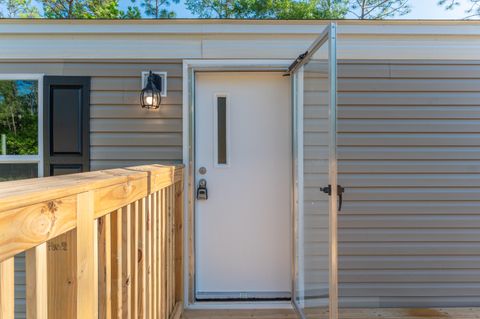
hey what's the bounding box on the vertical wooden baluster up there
[138,197,147,319]
[111,209,123,319]
[94,218,99,319]
[122,205,132,319]
[152,191,158,319]
[170,185,175,313]
[165,188,170,317]
[131,201,139,319]
[99,214,112,319]
[76,191,96,319]
[26,243,48,319]
[146,195,152,319]
[0,257,14,319]
[162,188,167,318]
[175,182,183,305]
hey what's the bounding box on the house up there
[0,19,480,319]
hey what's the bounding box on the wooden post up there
[76,191,96,319]
[26,243,48,319]
[0,257,14,319]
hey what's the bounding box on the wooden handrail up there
[0,164,184,319]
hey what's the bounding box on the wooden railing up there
[0,164,184,319]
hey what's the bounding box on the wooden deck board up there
[182,308,480,319]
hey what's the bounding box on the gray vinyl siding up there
[337,61,480,308]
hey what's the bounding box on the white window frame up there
[0,74,44,177]
[213,93,230,168]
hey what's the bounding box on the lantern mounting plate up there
[141,71,167,97]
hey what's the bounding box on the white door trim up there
[182,60,292,309]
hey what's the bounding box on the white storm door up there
[195,72,292,300]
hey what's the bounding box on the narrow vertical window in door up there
[215,94,228,166]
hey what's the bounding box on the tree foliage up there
[439,0,480,18]
[141,0,178,18]
[184,0,349,19]
[0,80,38,155]
[0,0,40,17]
[349,0,411,19]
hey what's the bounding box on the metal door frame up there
[289,23,338,319]
[182,60,293,309]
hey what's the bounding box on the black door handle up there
[321,184,345,211]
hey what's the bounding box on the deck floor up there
[182,308,480,319]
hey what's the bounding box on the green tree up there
[122,0,142,18]
[349,0,411,19]
[439,0,480,18]
[0,0,40,17]
[41,0,124,18]
[185,0,349,19]
[141,0,178,18]
[0,80,38,155]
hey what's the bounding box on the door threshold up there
[187,300,294,310]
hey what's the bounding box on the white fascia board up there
[1,20,480,36]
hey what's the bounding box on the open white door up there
[291,23,339,319]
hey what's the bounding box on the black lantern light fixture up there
[141,71,162,109]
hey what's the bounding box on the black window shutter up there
[43,76,90,176]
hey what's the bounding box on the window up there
[214,94,229,166]
[0,75,43,181]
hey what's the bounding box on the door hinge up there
[321,184,345,211]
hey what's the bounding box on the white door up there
[195,72,292,300]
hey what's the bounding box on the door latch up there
[197,179,208,200]
[321,184,345,211]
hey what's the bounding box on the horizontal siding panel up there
[91,118,182,133]
[338,119,480,133]
[91,104,182,119]
[338,64,390,78]
[339,78,480,92]
[339,106,480,119]
[340,242,480,256]
[339,160,480,173]
[338,146,480,160]
[91,146,181,160]
[342,173,480,187]
[339,133,480,146]
[339,92,480,105]
[91,76,182,91]
[390,64,480,78]
[305,132,329,146]
[311,269,480,283]
[63,63,182,77]
[91,132,181,146]
[304,105,328,119]
[0,62,183,76]
[340,283,480,297]
[338,256,480,269]
[342,187,480,200]
[340,214,480,228]
[91,90,182,105]
[340,296,480,308]
[341,201,480,215]
[305,159,329,174]
[339,228,480,242]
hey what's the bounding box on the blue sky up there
[165,0,478,19]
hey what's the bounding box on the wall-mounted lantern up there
[140,71,162,109]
